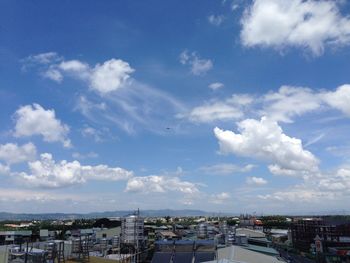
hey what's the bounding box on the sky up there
[1,0,350,215]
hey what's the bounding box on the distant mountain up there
[0,209,232,221]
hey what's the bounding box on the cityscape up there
[1,212,350,262]
[1,0,350,262]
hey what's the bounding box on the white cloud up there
[241,0,350,56]
[208,82,224,91]
[258,188,333,202]
[42,67,63,82]
[81,126,104,142]
[59,60,90,74]
[125,175,200,195]
[22,52,61,65]
[0,142,36,164]
[77,82,185,135]
[262,86,322,122]
[90,59,135,94]
[75,96,107,117]
[208,15,225,26]
[0,163,10,175]
[257,166,350,206]
[16,153,133,188]
[262,85,350,122]
[184,84,350,125]
[183,94,253,123]
[246,176,267,185]
[318,168,350,191]
[72,152,99,159]
[13,104,71,147]
[268,164,305,177]
[179,50,213,75]
[210,192,231,204]
[25,53,185,135]
[0,188,81,203]
[56,58,134,94]
[322,84,350,116]
[187,101,244,123]
[200,163,255,175]
[214,117,319,175]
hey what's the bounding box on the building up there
[95,227,121,241]
[0,231,33,245]
[151,240,216,263]
[157,231,179,241]
[291,218,350,252]
[204,245,284,263]
[121,214,144,249]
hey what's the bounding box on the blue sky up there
[1,0,350,214]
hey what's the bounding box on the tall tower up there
[121,211,144,249]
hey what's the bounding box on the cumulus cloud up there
[246,176,267,185]
[241,0,350,56]
[209,192,231,204]
[0,142,36,165]
[208,15,225,26]
[90,59,135,94]
[182,94,254,123]
[214,117,319,176]
[13,104,71,147]
[15,153,133,188]
[322,84,350,116]
[180,50,213,75]
[208,82,224,91]
[200,163,255,175]
[125,175,200,195]
[23,53,134,95]
[56,58,134,94]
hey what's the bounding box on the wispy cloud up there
[179,50,213,75]
[208,15,225,26]
[199,163,255,175]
